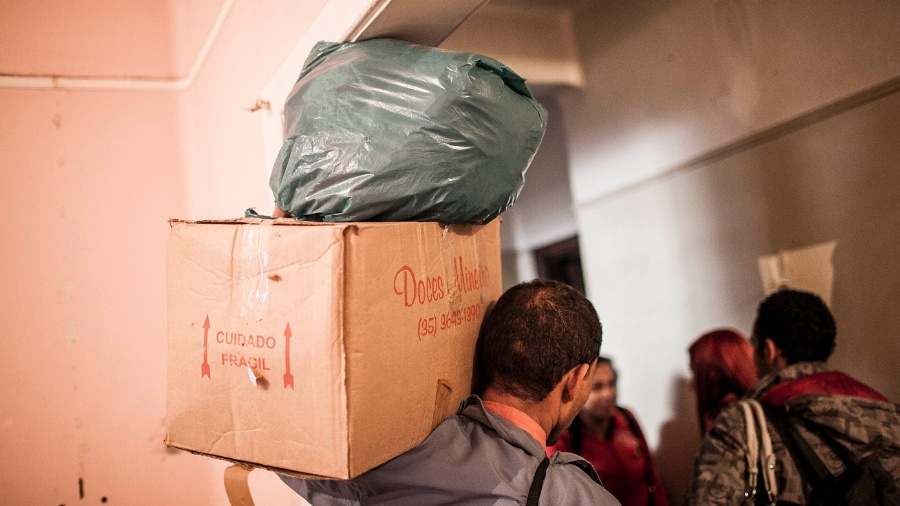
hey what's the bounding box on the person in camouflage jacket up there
[686,289,900,505]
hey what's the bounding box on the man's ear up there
[562,363,591,402]
[765,338,789,369]
[763,338,783,365]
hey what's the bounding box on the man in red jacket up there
[686,288,899,504]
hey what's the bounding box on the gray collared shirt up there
[281,395,621,505]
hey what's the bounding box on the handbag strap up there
[739,400,779,505]
[748,400,779,504]
[526,457,551,506]
[739,401,761,502]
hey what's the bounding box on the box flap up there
[168,217,352,227]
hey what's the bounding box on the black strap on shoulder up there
[526,457,551,506]
[762,404,832,491]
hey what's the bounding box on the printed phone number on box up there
[417,303,483,338]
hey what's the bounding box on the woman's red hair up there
[689,328,758,435]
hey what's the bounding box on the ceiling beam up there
[440,3,584,88]
[348,0,490,47]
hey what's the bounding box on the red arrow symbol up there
[201,315,211,378]
[283,322,294,389]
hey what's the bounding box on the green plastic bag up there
[269,38,548,224]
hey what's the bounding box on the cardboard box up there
[165,218,501,479]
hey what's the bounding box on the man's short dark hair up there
[477,279,602,403]
[752,288,836,364]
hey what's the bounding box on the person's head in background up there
[751,288,836,378]
[580,356,618,427]
[478,279,602,445]
[562,356,618,454]
[688,329,757,436]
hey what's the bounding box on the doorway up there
[534,236,585,294]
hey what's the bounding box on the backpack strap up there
[526,457,551,506]
[763,402,841,506]
[763,403,849,492]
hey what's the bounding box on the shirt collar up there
[481,400,548,446]
[748,361,829,398]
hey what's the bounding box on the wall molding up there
[0,0,236,91]
[580,73,900,209]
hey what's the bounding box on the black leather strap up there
[526,457,551,506]
[762,404,832,486]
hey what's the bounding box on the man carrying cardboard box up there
[280,279,620,505]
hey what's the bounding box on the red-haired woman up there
[688,329,758,436]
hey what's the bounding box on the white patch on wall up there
[758,240,837,307]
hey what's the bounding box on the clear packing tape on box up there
[269,38,549,224]
[236,210,476,324]
[236,219,272,320]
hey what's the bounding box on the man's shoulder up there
[387,411,482,462]
[706,401,749,439]
[756,366,899,439]
[368,414,620,505]
[548,450,602,482]
[782,391,900,449]
[544,452,620,505]
[686,400,760,506]
[366,407,535,479]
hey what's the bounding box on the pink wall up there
[176,0,329,220]
[0,89,194,503]
[168,0,231,78]
[0,1,174,77]
[0,0,330,503]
